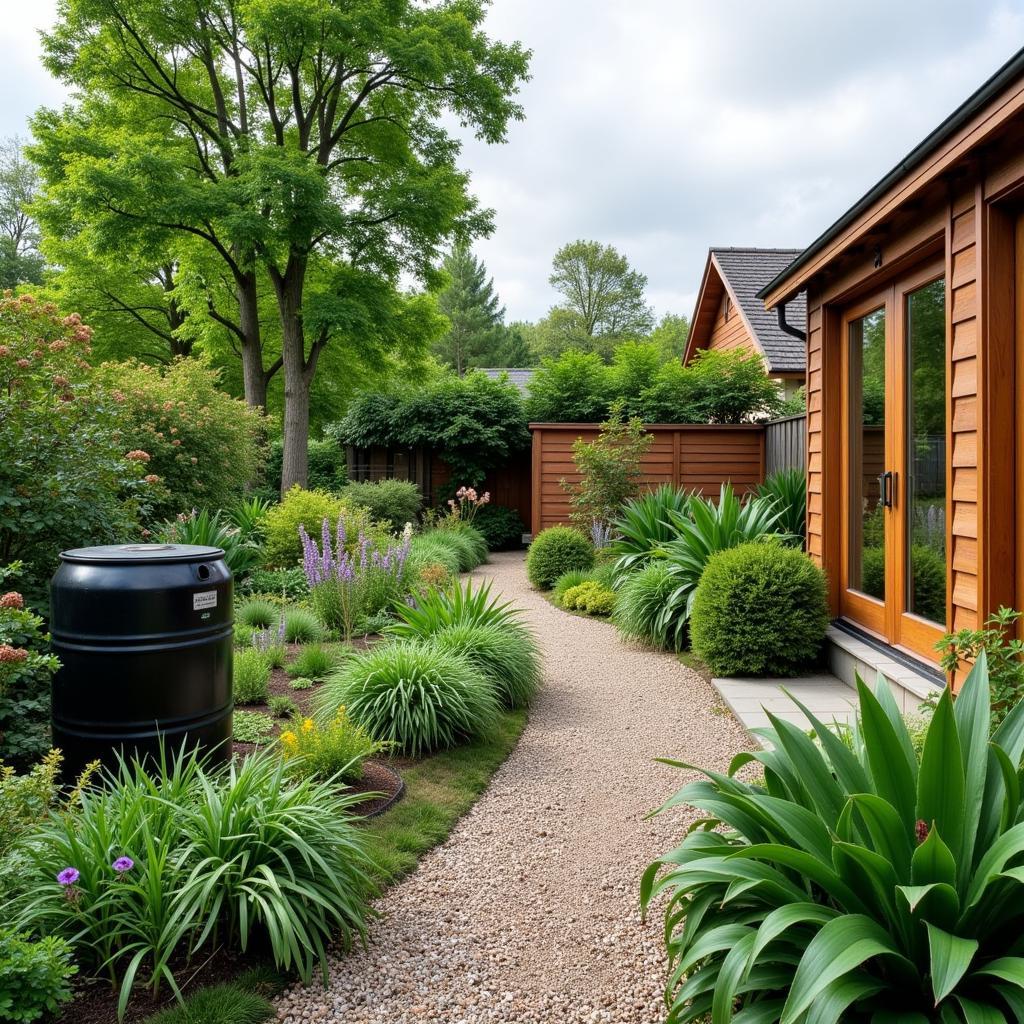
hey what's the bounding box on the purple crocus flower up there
[57,867,79,886]
[112,856,134,873]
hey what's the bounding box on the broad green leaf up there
[804,975,884,1024]
[954,650,991,869]
[712,932,757,1024]
[917,688,966,868]
[765,711,848,827]
[857,676,918,823]
[897,883,959,929]
[748,902,838,969]
[973,956,1024,988]
[912,825,957,889]
[965,822,1024,910]
[787,692,871,796]
[781,915,908,1023]
[954,995,1007,1023]
[926,923,978,1004]
[850,793,914,877]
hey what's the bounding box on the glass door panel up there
[848,307,887,602]
[904,279,947,625]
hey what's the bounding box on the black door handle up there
[880,470,896,509]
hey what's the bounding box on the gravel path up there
[276,551,751,1024]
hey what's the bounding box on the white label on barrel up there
[193,590,218,610]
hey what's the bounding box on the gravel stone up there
[276,550,750,1023]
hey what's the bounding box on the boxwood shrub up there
[526,526,594,590]
[690,541,828,676]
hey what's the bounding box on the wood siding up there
[707,292,757,356]
[528,423,765,534]
[430,451,533,529]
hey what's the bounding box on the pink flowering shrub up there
[445,485,491,526]
[0,294,151,602]
[93,358,264,519]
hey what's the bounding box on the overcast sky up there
[3,2,1023,323]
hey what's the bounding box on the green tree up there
[434,244,506,374]
[648,313,690,361]
[0,138,44,289]
[35,0,530,492]
[525,350,611,423]
[489,322,534,367]
[544,240,653,357]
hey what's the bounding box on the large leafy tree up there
[35,0,530,491]
[542,239,654,358]
[434,243,506,374]
[0,137,44,289]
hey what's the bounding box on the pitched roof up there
[478,367,536,394]
[685,248,806,375]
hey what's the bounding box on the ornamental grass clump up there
[612,559,677,649]
[430,622,541,709]
[387,578,523,637]
[236,599,278,629]
[233,647,270,704]
[643,653,1024,1022]
[17,750,375,1019]
[300,518,411,641]
[285,643,338,681]
[317,641,497,756]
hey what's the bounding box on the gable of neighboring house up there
[684,248,807,391]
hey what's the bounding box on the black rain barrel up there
[50,543,233,780]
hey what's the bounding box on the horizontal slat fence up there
[764,414,807,475]
[529,423,766,534]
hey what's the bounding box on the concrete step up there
[825,625,943,713]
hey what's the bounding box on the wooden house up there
[761,46,1024,681]
[685,248,807,399]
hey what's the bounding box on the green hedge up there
[526,526,594,589]
[690,542,828,676]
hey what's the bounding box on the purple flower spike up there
[57,867,80,886]
[113,856,135,873]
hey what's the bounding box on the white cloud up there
[3,0,1024,323]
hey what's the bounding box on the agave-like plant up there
[386,578,523,637]
[643,652,1024,1022]
[653,483,785,649]
[156,508,261,577]
[756,467,807,544]
[610,484,692,578]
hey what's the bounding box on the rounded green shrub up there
[526,526,594,590]
[340,479,423,532]
[409,534,463,577]
[612,560,676,648]
[690,542,828,676]
[552,569,593,607]
[472,505,526,551]
[316,641,498,756]
[282,606,324,644]
[562,581,615,615]
[236,599,278,630]
[261,487,379,568]
[430,622,541,709]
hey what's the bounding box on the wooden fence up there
[529,423,766,534]
[764,414,806,475]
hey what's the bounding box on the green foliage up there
[140,982,275,1024]
[432,243,508,374]
[341,480,423,532]
[318,641,498,756]
[409,533,464,577]
[95,358,264,519]
[863,543,945,621]
[0,928,76,1023]
[236,599,278,630]
[472,504,525,550]
[0,567,59,765]
[18,751,374,1015]
[389,578,523,637]
[238,567,309,602]
[335,372,531,487]
[423,622,540,709]
[157,508,260,577]
[610,341,663,417]
[526,526,595,589]
[0,296,145,604]
[756,467,807,544]
[938,607,1024,729]
[561,581,615,615]
[525,350,611,422]
[648,313,690,361]
[288,677,314,691]
[268,695,298,719]
[436,523,488,571]
[690,542,829,675]
[0,750,64,859]
[233,648,270,705]
[612,559,676,649]
[656,484,786,649]
[261,487,379,569]
[564,403,652,532]
[677,349,783,423]
[265,438,347,495]
[643,654,1024,1022]
[610,484,692,577]
[552,569,593,606]
[233,710,274,745]
[226,496,273,543]
[283,607,324,645]
[286,644,337,682]
[279,707,385,783]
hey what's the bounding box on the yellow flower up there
[280,730,297,752]
[302,718,314,734]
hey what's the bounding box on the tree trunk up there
[237,271,267,409]
[274,256,313,493]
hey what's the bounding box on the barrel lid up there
[60,544,225,565]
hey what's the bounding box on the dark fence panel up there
[765,414,806,476]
